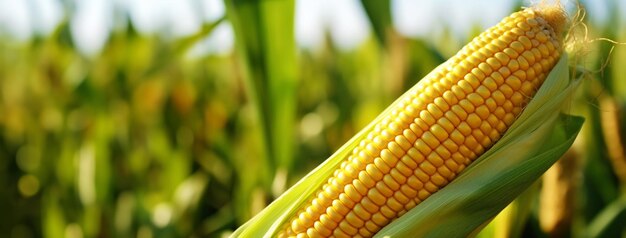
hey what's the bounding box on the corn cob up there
[280,6,566,238]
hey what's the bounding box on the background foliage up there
[1,0,625,237]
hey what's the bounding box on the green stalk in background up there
[575,1,624,236]
[360,0,392,46]
[225,0,298,222]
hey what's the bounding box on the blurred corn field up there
[1,0,626,237]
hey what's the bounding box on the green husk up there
[231,55,583,238]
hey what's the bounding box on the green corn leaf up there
[225,0,298,223]
[231,55,583,237]
[360,0,393,46]
[587,193,626,238]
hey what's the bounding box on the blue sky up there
[0,0,621,56]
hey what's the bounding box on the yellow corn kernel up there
[279,6,565,238]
